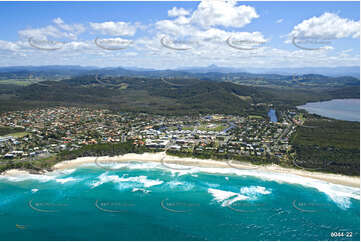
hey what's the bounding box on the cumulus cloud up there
[89,21,137,36]
[168,7,190,17]
[18,18,85,41]
[1,1,359,69]
[289,12,360,40]
[155,0,264,46]
[19,25,64,40]
[53,18,85,35]
[0,40,22,51]
[190,0,259,28]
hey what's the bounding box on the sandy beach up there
[47,152,360,188]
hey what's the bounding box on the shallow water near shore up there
[0,162,359,241]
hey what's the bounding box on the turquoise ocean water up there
[0,161,359,241]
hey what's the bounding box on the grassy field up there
[7,132,29,138]
[0,79,31,86]
[0,126,25,136]
[198,124,227,132]
[248,115,263,119]
[182,123,228,132]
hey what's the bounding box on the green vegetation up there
[0,142,146,173]
[0,73,358,116]
[290,119,360,176]
[0,155,58,173]
[7,132,29,138]
[0,126,25,136]
[248,115,263,119]
[166,150,279,165]
[56,142,149,161]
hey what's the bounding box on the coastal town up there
[0,106,305,165]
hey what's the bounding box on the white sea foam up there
[196,167,360,208]
[55,177,77,184]
[0,169,80,185]
[31,188,39,193]
[166,181,194,190]
[132,188,150,193]
[91,172,163,189]
[59,168,76,175]
[101,161,359,208]
[121,175,164,188]
[240,186,271,198]
[208,185,272,207]
[208,188,248,206]
[91,173,123,188]
[167,181,183,187]
[0,173,54,183]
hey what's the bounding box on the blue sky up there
[0,1,359,68]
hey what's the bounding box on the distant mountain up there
[245,66,360,78]
[0,65,359,78]
[177,64,245,73]
[177,65,360,78]
[0,65,99,73]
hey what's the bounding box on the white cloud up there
[168,7,190,17]
[89,21,137,36]
[18,18,85,41]
[190,0,259,28]
[276,18,283,24]
[155,0,265,46]
[53,18,85,36]
[19,25,64,40]
[0,40,21,51]
[289,12,360,40]
[1,1,359,69]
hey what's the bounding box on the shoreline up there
[2,152,357,188]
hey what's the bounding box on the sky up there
[0,0,359,69]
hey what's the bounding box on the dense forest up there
[0,73,359,115]
[291,119,360,176]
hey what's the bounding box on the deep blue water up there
[268,109,278,122]
[0,162,359,241]
[297,99,360,122]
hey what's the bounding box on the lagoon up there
[268,109,278,122]
[297,99,360,122]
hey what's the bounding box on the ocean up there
[297,99,360,122]
[0,161,359,241]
